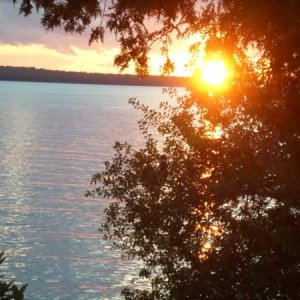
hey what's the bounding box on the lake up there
[0,81,180,299]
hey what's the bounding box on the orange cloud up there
[0,42,194,76]
[0,43,121,73]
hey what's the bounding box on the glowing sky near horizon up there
[0,2,192,76]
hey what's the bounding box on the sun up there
[190,57,230,91]
[200,59,228,87]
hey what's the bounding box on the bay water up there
[0,81,179,299]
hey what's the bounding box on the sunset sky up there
[0,2,192,76]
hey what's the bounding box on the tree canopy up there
[15,0,300,299]
[14,0,300,75]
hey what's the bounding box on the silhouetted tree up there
[16,0,300,298]
[0,252,27,300]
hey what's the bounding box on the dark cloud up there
[0,1,117,53]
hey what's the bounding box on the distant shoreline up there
[0,66,188,87]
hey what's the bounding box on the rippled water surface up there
[0,81,177,299]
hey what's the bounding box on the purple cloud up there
[0,1,118,53]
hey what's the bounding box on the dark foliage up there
[0,252,27,300]
[14,0,300,299]
[12,0,296,76]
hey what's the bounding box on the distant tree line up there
[0,66,187,87]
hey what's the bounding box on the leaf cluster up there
[0,252,27,300]
[89,84,300,299]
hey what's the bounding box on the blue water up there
[0,81,177,299]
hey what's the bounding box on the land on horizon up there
[0,66,188,87]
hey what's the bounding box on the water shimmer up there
[0,81,178,299]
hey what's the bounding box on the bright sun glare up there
[200,59,228,87]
